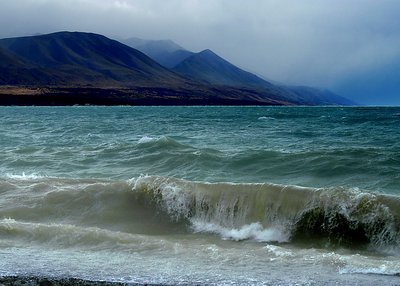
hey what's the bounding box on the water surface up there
[0,106,399,285]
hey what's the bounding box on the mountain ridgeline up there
[0,31,354,105]
[0,32,187,86]
[172,49,274,88]
[122,37,193,69]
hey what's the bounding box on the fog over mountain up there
[1,0,399,105]
[122,37,193,68]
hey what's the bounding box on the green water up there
[1,106,399,192]
[0,106,399,285]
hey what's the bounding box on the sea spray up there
[294,188,398,247]
[191,221,288,242]
[131,176,400,249]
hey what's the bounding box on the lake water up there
[0,106,399,285]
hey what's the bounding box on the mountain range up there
[0,31,354,105]
[122,37,193,69]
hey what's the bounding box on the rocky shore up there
[0,277,168,286]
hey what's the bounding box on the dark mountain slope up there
[172,49,274,88]
[172,49,355,105]
[0,47,58,85]
[123,37,193,68]
[0,47,27,67]
[159,49,193,69]
[283,85,355,106]
[0,32,188,86]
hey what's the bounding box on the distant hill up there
[282,85,355,106]
[125,37,356,106]
[0,31,187,86]
[172,49,274,88]
[171,49,354,105]
[123,37,193,68]
[0,31,354,106]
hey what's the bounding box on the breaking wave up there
[132,176,400,251]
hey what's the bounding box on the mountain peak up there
[196,49,225,61]
[199,49,215,55]
[173,49,273,88]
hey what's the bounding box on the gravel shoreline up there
[0,276,168,286]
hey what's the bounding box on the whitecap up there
[258,116,274,120]
[5,172,46,180]
[191,221,289,243]
[137,136,157,144]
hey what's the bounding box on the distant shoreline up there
[0,86,288,106]
[0,86,353,106]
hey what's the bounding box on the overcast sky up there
[1,0,399,105]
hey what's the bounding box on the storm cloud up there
[1,0,399,104]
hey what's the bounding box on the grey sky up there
[1,0,399,104]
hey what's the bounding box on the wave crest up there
[137,136,187,149]
[1,175,399,251]
[132,176,400,249]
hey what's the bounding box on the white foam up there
[158,183,192,220]
[191,221,289,243]
[258,116,274,120]
[137,136,157,144]
[339,265,400,276]
[130,175,193,220]
[337,252,400,276]
[263,244,294,257]
[6,172,46,180]
[137,135,170,144]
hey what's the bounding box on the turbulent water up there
[0,106,399,285]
